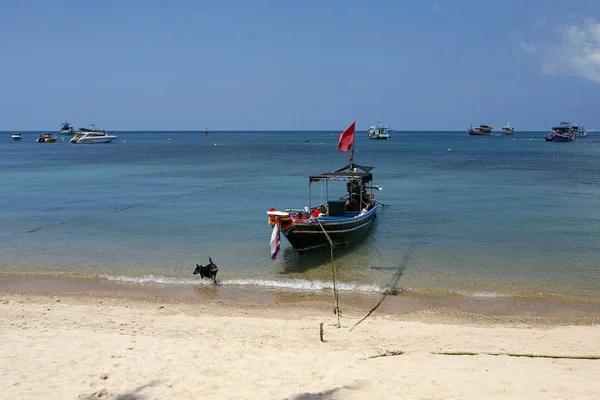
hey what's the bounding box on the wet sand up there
[1,275,600,325]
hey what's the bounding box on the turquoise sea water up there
[1,130,599,300]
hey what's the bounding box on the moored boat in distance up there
[266,122,381,255]
[545,120,577,142]
[367,121,391,140]
[77,124,106,134]
[70,131,117,144]
[59,122,75,136]
[36,132,57,143]
[11,133,22,141]
[501,122,515,135]
[468,123,493,135]
[573,123,588,138]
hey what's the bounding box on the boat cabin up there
[307,163,377,216]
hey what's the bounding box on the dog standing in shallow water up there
[193,257,218,284]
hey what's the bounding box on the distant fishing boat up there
[59,122,75,136]
[367,121,391,140]
[11,133,22,141]
[501,122,515,135]
[468,124,493,135]
[572,123,587,138]
[545,120,576,142]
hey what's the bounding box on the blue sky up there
[1,0,599,131]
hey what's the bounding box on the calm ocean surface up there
[1,130,600,300]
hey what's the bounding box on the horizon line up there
[1,129,564,133]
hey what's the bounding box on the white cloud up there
[542,18,600,83]
[517,41,538,54]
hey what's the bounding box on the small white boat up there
[11,133,22,141]
[70,131,117,144]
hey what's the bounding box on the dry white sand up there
[1,292,599,400]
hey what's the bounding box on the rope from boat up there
[317,219,341,328]
[350,241,415,332]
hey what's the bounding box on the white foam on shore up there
[454,290,512,298]
[98,274,384,293]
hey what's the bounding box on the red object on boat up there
[337,122,355,152]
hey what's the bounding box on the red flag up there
[337,122,355,152]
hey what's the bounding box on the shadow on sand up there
[286,382,365,399]
[82,380,162,400]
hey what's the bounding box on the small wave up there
[99,274,201,285]
[98,274,384,293]
[453,290,512,298]
[224,278,382,292]
[0,270,67,277]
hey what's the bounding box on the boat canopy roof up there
[309,163,374,184]
[552,126,570,130]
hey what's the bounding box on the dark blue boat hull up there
[552,134,574,142]
[282,205,378,252]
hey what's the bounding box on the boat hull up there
[72,137,117,144]
[368,136,390,140]
[36,137,57,143]
[468,131,492,136]
[550,135,574,142]
[282,206,378,252]
[70,134,118,144]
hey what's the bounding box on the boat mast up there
[308,180,312,210]
[349,125,359,207]
[349,134,356,171]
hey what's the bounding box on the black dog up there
[193,257,218,284]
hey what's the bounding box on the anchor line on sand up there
[350,240,417,332]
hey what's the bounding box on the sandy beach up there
[1,279,600,400]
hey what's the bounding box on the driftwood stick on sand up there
[319,322,324,343]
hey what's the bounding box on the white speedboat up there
[11,133,22,141]
[70,131,117,144]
